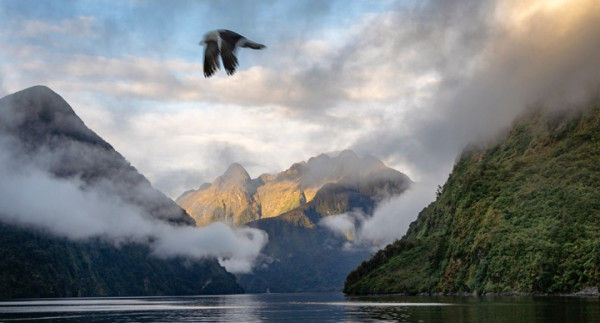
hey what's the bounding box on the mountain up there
[177,163,261,226]
[0,86,242,297]
[179,151,412,292]
[0,223,242,298]
[0,85,193,226]
[177,150,408,226]
[344,100,600,295]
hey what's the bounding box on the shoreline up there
[346,287,600,298]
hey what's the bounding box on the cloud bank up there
[0,137,267,274]
[320,181,437,249]
[1,0,599,245]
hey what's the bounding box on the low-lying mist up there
[320,180,437,249]
[0,137,267,274]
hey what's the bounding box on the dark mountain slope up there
[345,100,600,295]
[0,85,193,226]
[0,86,242,297]
[0,222,242,298]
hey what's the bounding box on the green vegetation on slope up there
[0,223,243,298]
[345,101,600,295]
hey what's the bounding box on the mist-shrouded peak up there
[301,150,392,188]
[0,85,194,226]
[235,150,412,293]
[338,149,358,160]
[0,85,111,151]
[0,86,269,276]
[176,150,411,227]
[216,163,251,187]
[345,100,600,295]
[280,161,307,180]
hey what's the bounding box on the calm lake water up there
[0,292,598,322]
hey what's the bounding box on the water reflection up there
[346,294,600,323]
[0,293,598,322]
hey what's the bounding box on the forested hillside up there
[345,100,600,295]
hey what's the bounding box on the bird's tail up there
[240,39,266,50]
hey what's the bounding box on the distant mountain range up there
[177,150,412,292]
[0,85,414,297]
[345,100,600,295]
[177,150,410,227]
[0,86,241,297]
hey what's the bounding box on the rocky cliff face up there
[177,149,412,292]
[345,100,600,295]
[177,150,408,226]
[177,163,261,226]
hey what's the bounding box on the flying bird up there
[200,29,266,78]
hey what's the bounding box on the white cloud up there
[0,137,267,274]
[319,181,437,250]
[95,104,343,198]
[359,181,437,246]
[2,0,600,252]
[320,212,361,241]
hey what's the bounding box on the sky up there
[1,0,599,237]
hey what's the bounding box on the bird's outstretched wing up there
[203,41,220,77]
[219,30,244,46]
[220,40,239,75]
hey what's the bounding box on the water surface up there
[0,292,598,322]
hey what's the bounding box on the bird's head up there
[200,30,219,46]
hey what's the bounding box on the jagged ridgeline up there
[177,151,412,292]
[177,150,410,226]
[345,100,600,295]
[0,86,242,297]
